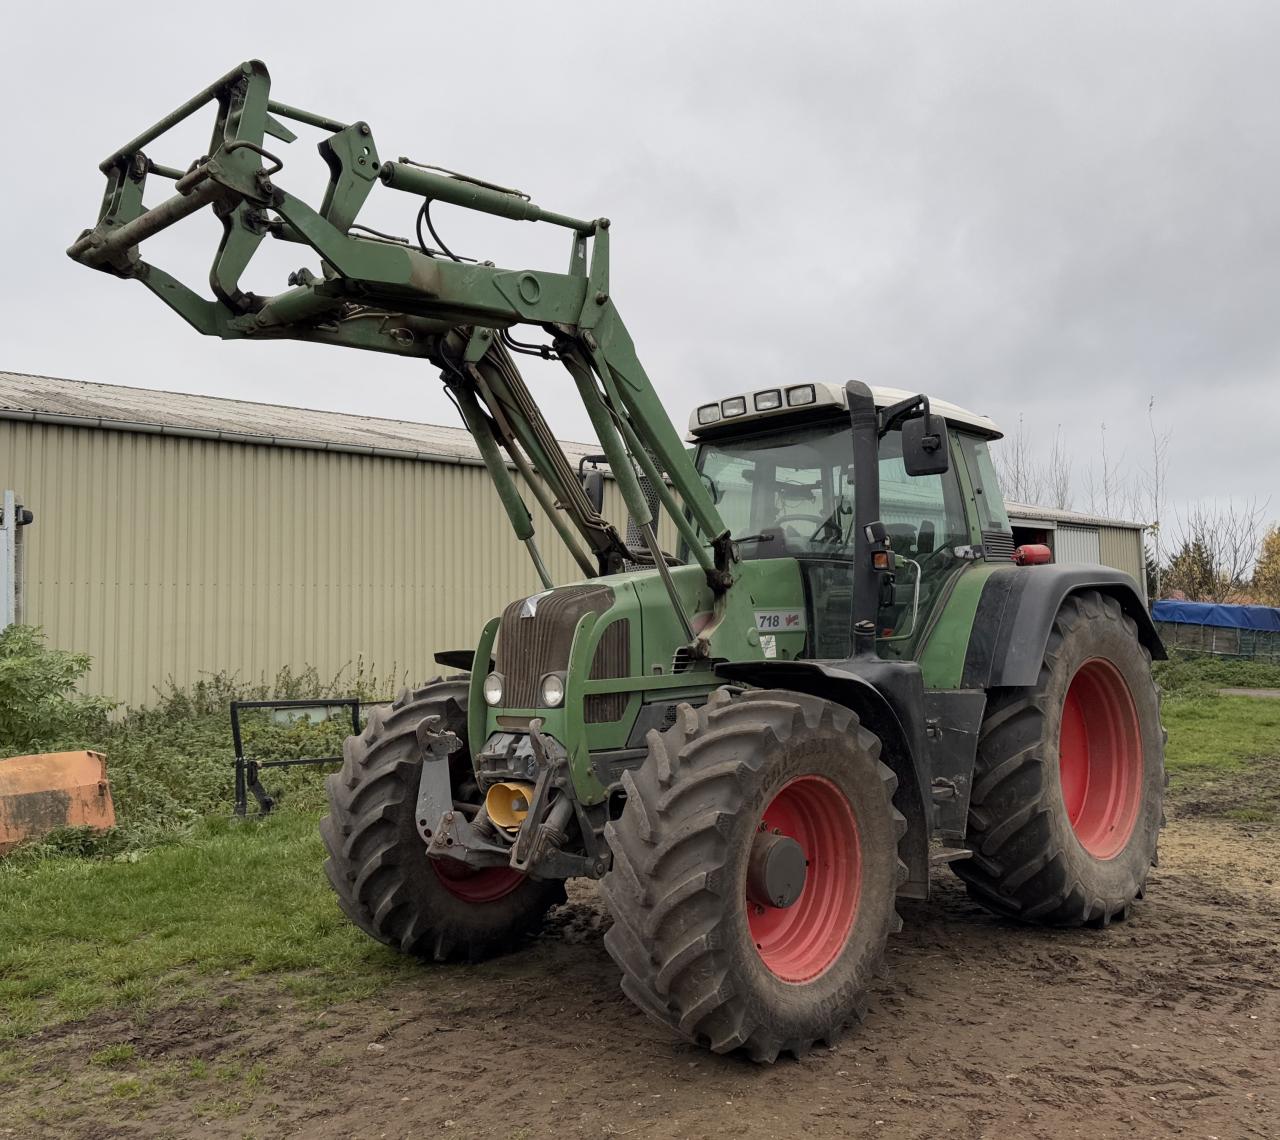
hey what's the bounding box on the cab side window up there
[876,428,970,651]
[956,434,1011,533]
[877,429,968,560]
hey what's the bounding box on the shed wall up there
[1055,524,1101,565]
[1,421,664,706]
[1097,525,1147,602]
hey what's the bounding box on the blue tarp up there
[1152,600,1280,632]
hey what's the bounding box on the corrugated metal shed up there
[1056,524,1103,564]
[0,372,651,706]
[1006,499,1148,601]
[1006,500,1147,531]
[2,371,1154,703]
[0,370,603,467]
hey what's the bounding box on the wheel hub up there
[747,832,807,909]
[747,775,861,983]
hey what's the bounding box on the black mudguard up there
[715,658,933,900]
[962,564,1164,690]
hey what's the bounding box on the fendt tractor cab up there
[70,62,1166,1062]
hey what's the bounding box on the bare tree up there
[993,413,1046,505]
[1100,422,1114,516]
[1170,499,1267,602]
[1045,425,1073,510]
[1142,397,1171,598]
[1084,421,1133,517]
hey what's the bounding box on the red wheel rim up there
[431,860,524,903]
[1059,658,1143,859]
[747,775,861,983]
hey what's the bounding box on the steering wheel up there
[774,512,827,530]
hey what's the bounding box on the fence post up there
[1,490,16,631]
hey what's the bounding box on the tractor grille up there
[495,584,615,709]
[585,620,630,723]
[982,530,1015,562]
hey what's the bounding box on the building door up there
[1055,524,1101,565]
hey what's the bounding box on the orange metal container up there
[0,751,115,854]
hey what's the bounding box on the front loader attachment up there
[68,60,735,635]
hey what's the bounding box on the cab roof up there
[687,382,1002,440]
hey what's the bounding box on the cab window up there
[694,420,856,559]
[694,420,968,563]
[956,434,1011,532]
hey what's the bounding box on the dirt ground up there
[7,813,1279,1140]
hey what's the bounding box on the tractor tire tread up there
[601,688,904,1062]
[955,590,1165,926]
[321,678,563,961]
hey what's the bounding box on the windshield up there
[694,419,970,562]
[695,421,857,558]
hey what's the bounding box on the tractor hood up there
[475,558,807,803]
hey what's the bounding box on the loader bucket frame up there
[68,60,735,646]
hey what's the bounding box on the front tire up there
[955,590,1165,926]
[320,679,564,961]
[601,688,905,1062]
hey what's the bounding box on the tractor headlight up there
[482,672,505,707]
[721,396,747,417]
[696,403,721,425]
[787,384,816,406]
[540,673,566,708]
[754,389,782,411]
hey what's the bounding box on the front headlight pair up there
[481,671,565,708]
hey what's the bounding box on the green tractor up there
[70,62,1166,1062]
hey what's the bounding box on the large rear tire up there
[601,688,905,1062]
[320,679,564,961]
[955,590,1164,926]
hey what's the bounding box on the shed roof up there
[0,370,602,467]
[1005,500,1147,532]
[1,371,1148,530]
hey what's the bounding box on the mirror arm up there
[877,393,930,438]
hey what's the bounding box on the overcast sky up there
[3,2,1277,532]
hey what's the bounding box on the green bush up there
[1153,651,1280,699]
[1,639,405,861]
[0,626,113,754]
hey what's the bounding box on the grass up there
[1160,694,1280,822]
[89,1043,137,1068]
[1155,654,1280,822]
[0,642,1275,1042]
[0,811,418,1041]
[1153,652,1280,698]
[1162,695,1280,774]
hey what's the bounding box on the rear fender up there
[715,658,931,900]
[962,566,1164,690]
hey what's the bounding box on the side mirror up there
[902,413,950,476]
[582,468,605,514]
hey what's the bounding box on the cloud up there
[3,0,1277,522]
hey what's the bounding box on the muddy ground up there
[6,813,1279,1140]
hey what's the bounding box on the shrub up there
[1153,651,1280,699]
[2,653,404,861]
[0,626,113,754]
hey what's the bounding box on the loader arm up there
[67,60,734,640]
